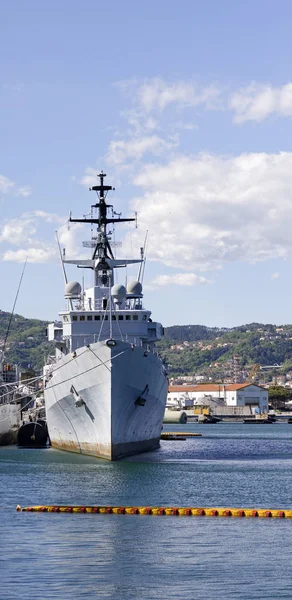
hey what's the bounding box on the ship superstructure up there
[44,172,168,459]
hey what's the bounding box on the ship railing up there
[61,333,157,353]
[71,298,144,312]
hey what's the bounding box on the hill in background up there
[1,310,292,379]
[157,322,292,380]
[0,310,53,372]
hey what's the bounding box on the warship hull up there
[0,403,20,445]
[45,339,168,460]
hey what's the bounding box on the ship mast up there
[69,171,135,287]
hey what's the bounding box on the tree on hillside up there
[268,386,292,411]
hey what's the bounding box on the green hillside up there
[1,310,292,378]
[158,323,292,377]
[0,310,53,372]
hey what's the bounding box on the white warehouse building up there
[168,383,269,413]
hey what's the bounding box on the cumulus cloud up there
[0,175,15,195]
[16,186,32,197]
[3,247,56,263]
[124,151,292,272]
[58,221,85,258]
[121,109,158,136]
[119,77,292,125]
[174,121,198,131]
[117,77,292,131]
[230,82,292,123]
[0,174,32,197]
[0,218,36,245]
[0,211,82,263]
[149,273,210,288]
[271,272,280,280]
[79,167,100,188]
[135,78,221,112]
[29,210,64,223]
[111,78,221,146]
[107,135,177,166]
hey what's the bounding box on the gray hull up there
[44,340,168,460]
[0,403,20,445]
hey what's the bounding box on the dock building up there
[168,383,269,414]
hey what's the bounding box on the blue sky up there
[1,0,292,327]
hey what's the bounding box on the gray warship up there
[0,359,20,445]
[0,358,37,445]
[44,172,168,460]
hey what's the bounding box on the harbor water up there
[1,423,292,599]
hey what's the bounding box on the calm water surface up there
[1,423,292,599]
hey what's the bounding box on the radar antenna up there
[69,171,135,229]
[69,171,136,262]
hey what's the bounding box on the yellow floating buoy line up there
[16,505,292,518]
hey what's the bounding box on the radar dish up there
[111,284,127,303]
[126,280,143,296]
[65,281,82,299]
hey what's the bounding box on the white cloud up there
[174,121,197,131]
[0,219,36,245]
[230,82,292,123]
[3,247,56,263]
[136,78,221,112]
[271,272,280,280]
[0,211,81,264]
[117,77,292,131]
[124,151,292,272]
[112,78,221,144]
[149,273,210,287]
[58,221,85,258]
[29,210,64,223]
[16,186,32,197]
[121,110,158,136]
[107,135,177,166]
[0,174,32,197]
[79,167,99,188]
[0,175,15,195]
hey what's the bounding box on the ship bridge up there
[48,279,163,354]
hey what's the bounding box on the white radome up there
[64,281,82,298]
[127,280,142,296]
[111,284,127,303]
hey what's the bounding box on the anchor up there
[70,385,85,408]
[135,384,149,407]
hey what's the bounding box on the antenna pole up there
[138,230,148,282]
[3,258,27,356]
[55,231,68,284]
[109,273,113,339]
[56,231,73,310]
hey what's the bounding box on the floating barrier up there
[16,505,292,518]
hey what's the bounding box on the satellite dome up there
[65,281,82,299]
[111,284,127,303]
[126,280,143,296]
